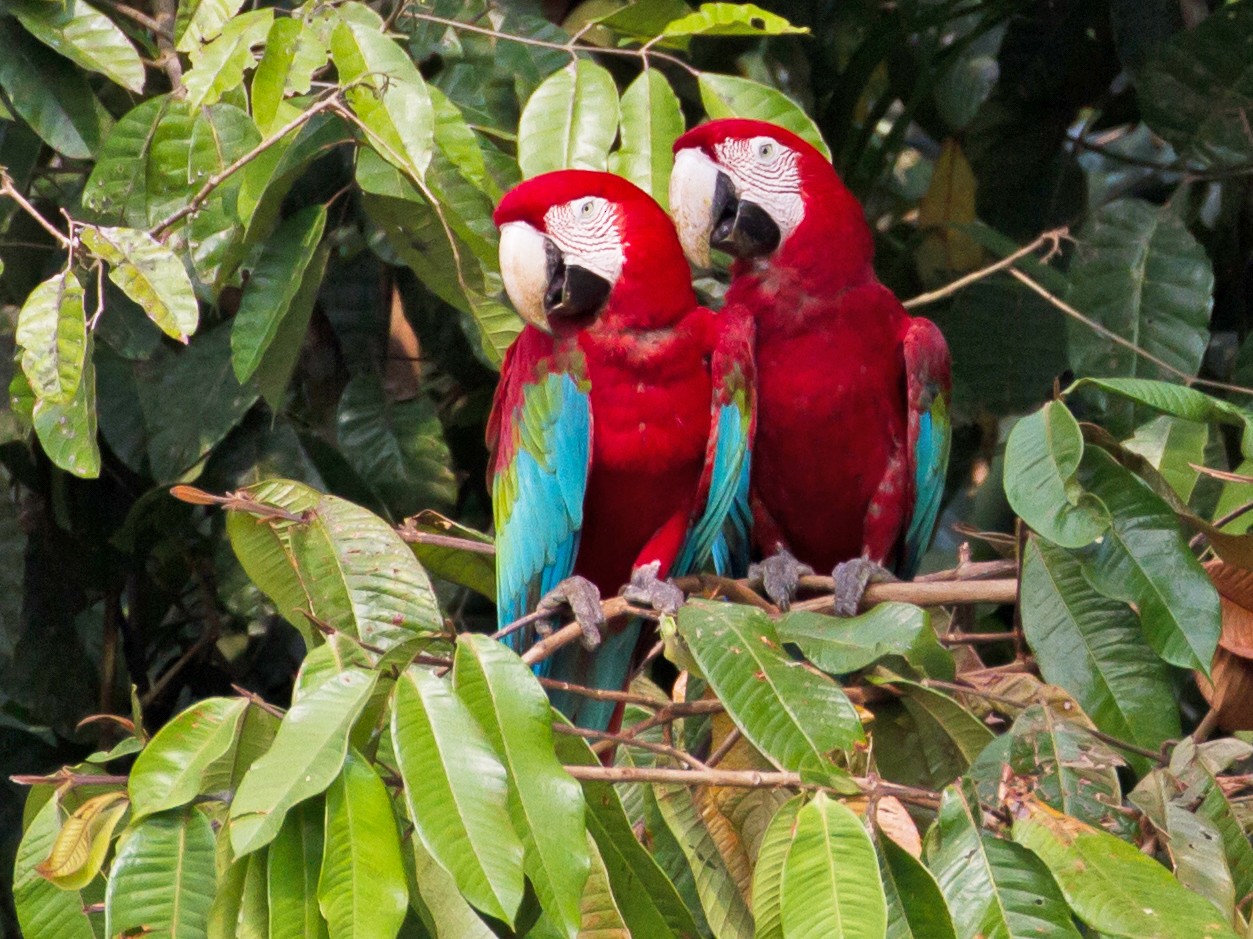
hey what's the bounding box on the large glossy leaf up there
[81,95,186,226]
[251,18,327,133]
[9,0,144,92]
[1067,200,1213,426]
[698,72,830,160]
[574,831,631,938]
[32,338,99,478]
[405,511,495,600]
[1020,537,1180,772]
[1012,798,1240,938]
[0,19,109,158]
[924,785,1081,939]
[13,797,97,939]
[676,599,862,781]
[81,225,199,343]
[779,793,886,939]
[653,779,755,939]
[663,3,807,37]
[175,0,245,51]
[335,373,458,518]
[269,798,329,939]
[1075,447,1220,673]
[332,19,434,181]
[1123,415,1208,503]
[183,8,273,108]
[872,672,994,784]
[129,696,248,819]
[231,204,327,383]
[877,830,957,939]
[230,667,378,856]
[452,634,588,938]
[406,829,497,939]
[391,665,525,924]
[318,752,408,939]
[105,809,217,939]
[608,68,684,208]
[517,59,620,177]
[752,795,803,939]
[1135,2,1253,168]
[1004,402,1110,548]
[16,269,87,404]
[776,603,953,680]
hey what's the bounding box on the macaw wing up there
[489,334,592,658]
[899,316,952,579]
[674,308,756,578]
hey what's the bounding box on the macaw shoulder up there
[902,315,952,408]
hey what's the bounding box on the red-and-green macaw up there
[669,119,951,614]
[489,170,754,730]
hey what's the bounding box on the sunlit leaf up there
[609,68,684,208]
[16,269,87,404]
[9,0,144,92]
[518,59,620,177]
[698,72,830,160]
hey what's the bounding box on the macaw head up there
[668,118,872,281]
[494,170,696,335]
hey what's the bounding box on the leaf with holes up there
[81,225,199,343]
[16,269,87,405]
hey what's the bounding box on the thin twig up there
[150,96,342,235]
[10,771,128,787]
[554,724,709,770]
[95,0,168,37]
[519,597,655,667]
[396,528,496,554]
[903,227,1068,309]
[706,728,742,768]
[0,174,73,248]
[538,677,668,708]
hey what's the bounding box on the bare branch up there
[0,173,73,249]
[903,227,1068,309]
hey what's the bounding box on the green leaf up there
[575,831,632,937]
[0,18,109,158]
[81,225,199,342]
[318,752,409,938]
[331,19,434,181]
[676,599,863,780]
[9,0,144,92]
[1123,415,1208,503]
[1012,799,1240,938]
[1075,446,1221,673]
[32,339,100,478]
[406,831,497,939]
[230,667,378,856]
[183,8,274,108]
[391,665,526,924]
[335,373,458,518]
[405,511,496,600]
[752,795,803,939]
[16,269,87,404]
[925,785,1081,939]
[175,0,245,51]
[609,68,684,208]
[231,204,327,383]
[13,797,97,939]
[129,696,249,819]
[452,634,589,938]
[1066,200,1213,428]
[105,809,217,939]
[1020,537,1180,772]
[251,18,327,134]
[778,793,886,939]
[1135,2,1253,168]
[653,779,755,939]
[776,603,953,680]
[267,795,328,939]
[81,95,186,226]
[663,3,808,37]
[1004,402,1111,548]
[517,59,620,177]
[257,239,328,411]
[698,72,830,161]
[877,830,957,939]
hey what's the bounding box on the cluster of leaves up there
[3,0,1253,935]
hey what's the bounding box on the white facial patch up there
[714,135,805,245]
[543,196,625,285]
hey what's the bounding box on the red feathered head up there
[494,170,696,334]
[668,118,872,284]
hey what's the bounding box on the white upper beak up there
[498,221,552,332]
[669,147,722,269]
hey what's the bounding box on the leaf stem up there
[0,173,73,249]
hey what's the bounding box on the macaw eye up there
[577,199,596,218]
[756,141,776,162]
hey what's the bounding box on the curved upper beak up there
[499,221,611,332]
[670,147,782,266]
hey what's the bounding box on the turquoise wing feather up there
[899,318,952,579]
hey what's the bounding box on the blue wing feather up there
[674,397,752,577]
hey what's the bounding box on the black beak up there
[709,171,781,259]
[543,239,611,322]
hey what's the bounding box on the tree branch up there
[903,227,1068,309]
[0,173,72,249]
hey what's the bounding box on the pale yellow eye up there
[756,141,775,162]
[578,199,595,218]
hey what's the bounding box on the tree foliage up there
[2,0,1253,936]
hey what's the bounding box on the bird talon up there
[536,576,605,650]
[622,560,685,616]
[832,557,896,617]
[748,546,813,611]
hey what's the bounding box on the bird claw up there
[748,547,813,611]
[622,560,685,617]
[537,576,605,650]
[832,557,896,617]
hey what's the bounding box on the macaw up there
[668,118,951,614]
[489,169,754,730]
